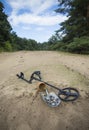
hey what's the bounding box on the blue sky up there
[1,0,67,43]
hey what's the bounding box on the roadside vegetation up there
[0,0,89,54]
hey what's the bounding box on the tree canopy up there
[0,2,12,43]
[44,0,89,54]
[0,2,41,52]
[56,0,89,42]
[0,1,89,54]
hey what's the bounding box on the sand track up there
[0,51,89,130]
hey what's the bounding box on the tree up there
[0,2,12,44]
[48,35,58,44]
[4,41,12,51]
[0,2,46,51]
[56,0,89,42]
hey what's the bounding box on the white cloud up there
[7,0,67,26]
[7,0,58,14]
[22,26,31,30]
[6,0,67,42]
[34,0,57,15]
[8,13,67,26]
[36,27,44,31]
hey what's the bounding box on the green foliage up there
[0,2,12,43]
[0,46,4,52]
[10,33,39,51]
[47,42,63,50]
[56,0,89,43]
[66,37,89,54]
[0,2,12,52]
[0,1,89,54]
[0,2,40,52]
[48,35,58,44]
[42,0,89,54]
[4,41,12,51]
[44,36,89,54]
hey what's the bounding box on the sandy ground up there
[0,51,89,130]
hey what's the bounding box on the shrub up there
[0,47,4,52]
[66,36,89,54]
[4,41,12,52]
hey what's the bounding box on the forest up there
[0,0,89,54]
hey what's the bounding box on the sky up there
[1,0,67,43]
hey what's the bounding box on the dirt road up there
[0,51,89,130]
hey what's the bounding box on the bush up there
[50,42,64,50]
[47,41,65,51]
[4,41,12,52]
[0,47,4,52]
[66,36,89,54]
